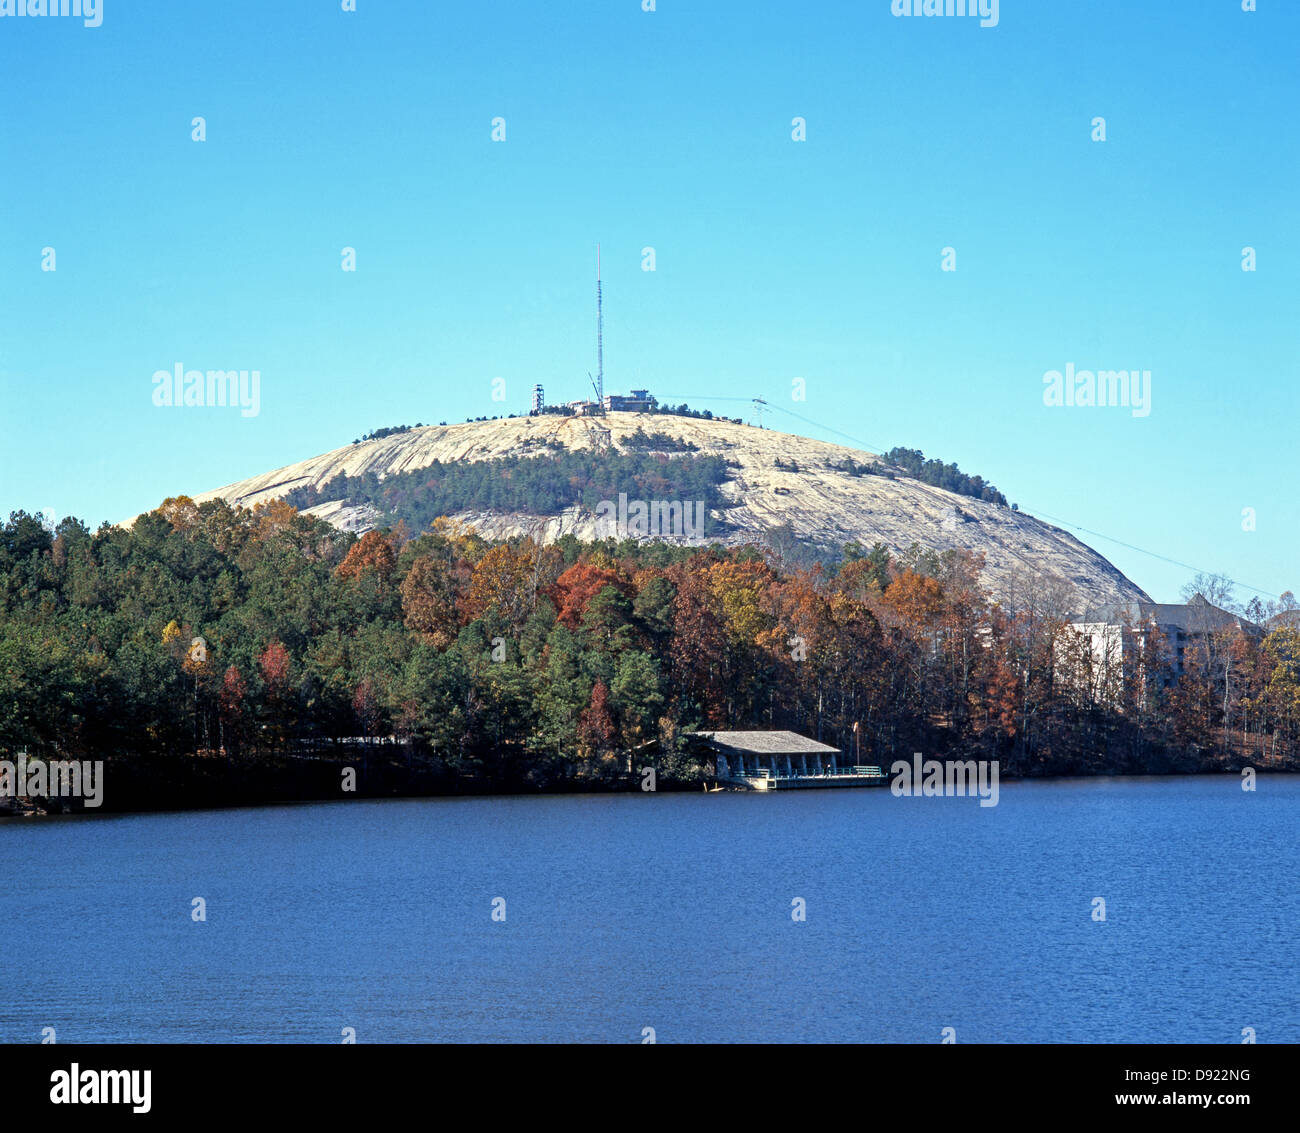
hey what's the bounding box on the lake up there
[1,775,1295,1043]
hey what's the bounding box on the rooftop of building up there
[685,730,841,756]
[1072,594,1260,635]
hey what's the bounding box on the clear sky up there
[1,0,1295,603]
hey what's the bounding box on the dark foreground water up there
[1,776,1295,1043]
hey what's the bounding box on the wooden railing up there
[746,765,886,779]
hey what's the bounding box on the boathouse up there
[685,730,885,790]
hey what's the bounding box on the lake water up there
[1,776,1295,1043]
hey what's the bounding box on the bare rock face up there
[184,413,1150,610]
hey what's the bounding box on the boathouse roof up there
[686,730,840,756]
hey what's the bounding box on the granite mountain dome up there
[182,412,1149,611]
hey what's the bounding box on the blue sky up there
[0,0,1295,603]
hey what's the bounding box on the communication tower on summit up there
[587,244,606,416]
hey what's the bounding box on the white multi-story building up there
[1066,595,1259,703]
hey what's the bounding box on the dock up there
[730,765,889,791]
[685,730,890,791]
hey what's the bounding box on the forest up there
[284,448,733,534]
[1,500,1297,812]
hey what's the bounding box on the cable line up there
[652,391,1283,601]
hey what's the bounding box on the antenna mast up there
[593,244,605,414]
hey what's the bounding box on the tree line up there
[883,447,1009,507]
[1,502,1297,801]
[284,449,733,535]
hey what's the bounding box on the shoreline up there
[2,759,1293,821]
